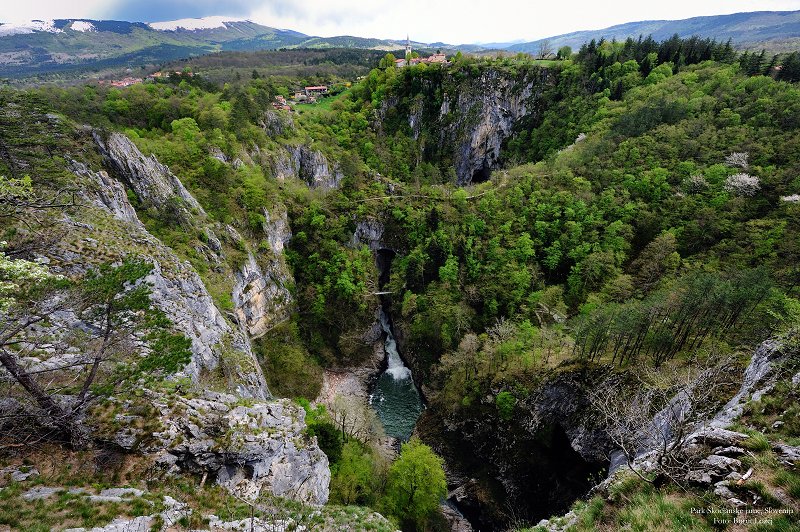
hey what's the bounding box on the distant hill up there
[508,10,800,54]
[3,10,800,79]
[0,17,463,79]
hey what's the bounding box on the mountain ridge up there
[2,10,800,79]
[0,17,468,78]
[508,10,800,53]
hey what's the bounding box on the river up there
[369,308,424,441]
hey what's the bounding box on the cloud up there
[107,0,253,23]
[2,0,800,43]
[1,0,112,23]
[251,0,392,31]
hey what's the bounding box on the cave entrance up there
[435,420,608,530]
[375,248,395,289]
[471,163,492,184]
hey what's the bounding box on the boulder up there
[772,443,800,465]
[698,455,742,478]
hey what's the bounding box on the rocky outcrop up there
[93,131,204,220]
[72,161,139,225]
[261,110,295,137]
[606,338,790,478]
[351,219,385,251]
[708,338,785,428]
[77,153,332,504]
[91,129,300,360]
[263,205,292,256]
[141,391,329,505]
[231,206,294,338]
[73,162,269,399]
[272,144,342,189]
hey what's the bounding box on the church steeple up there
[405,34,412,60]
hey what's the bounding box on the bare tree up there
[537,39,554,60]
[0,174,75,258]
[590,355,738,484]
[329,394,385,444]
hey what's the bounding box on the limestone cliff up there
[70,159,268,398]
[0,98,330,506]
[94,130,296,342]
[94,131,204,220]
[76,142,329,503]
[272,144,343,189]
[379,65,553,185]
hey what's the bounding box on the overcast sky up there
[3,0,800,43]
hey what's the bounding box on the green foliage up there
[307,420,343,464]
[495,391,516,421]
[382,438,447,529]
[330,441,386,506]
[81,259,153,316]
[254,321,323,399]
[137,332,192,374]
[297,399,346,465]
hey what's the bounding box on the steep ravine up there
[416,371,610,530]
[357,220,609,530]
[369,250,425,442]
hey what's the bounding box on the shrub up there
[496,391,516,421]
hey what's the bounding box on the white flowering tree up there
[684,174,709,193]
[724,173,761,196]
[0,247,61,313]
[724,151,749,170]
[1,246,159,449]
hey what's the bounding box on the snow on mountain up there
[0,19,63,37]
[148,16,244,31]
[70,21,96,32]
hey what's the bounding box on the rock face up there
[380,66,552,185]
[147,392,329,505]
[418,368,611,530]
[272,144,342,189]
[232,252,293,338]
[351,219,386,251]
[232,206,294,338]
[708,338,785,428]
[93,131,204,219]
[72,161,139,225]
[446,69,548,185]
[1,104,330,509]
[261,110,294,137]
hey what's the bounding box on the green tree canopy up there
[383,438,447,529]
